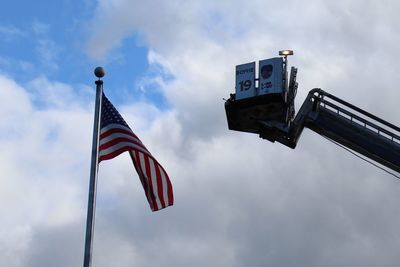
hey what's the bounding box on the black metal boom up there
[258,89,400,173]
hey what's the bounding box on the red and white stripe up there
[99,123,173,211]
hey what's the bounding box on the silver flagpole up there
[83,67,105,267]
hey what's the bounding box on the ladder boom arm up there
[287,89,400,173]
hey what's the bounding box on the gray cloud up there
[2,0,400,266]
[82,1,400,266]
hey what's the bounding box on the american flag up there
[98,93,173,211]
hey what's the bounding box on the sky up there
[1,0,400,266]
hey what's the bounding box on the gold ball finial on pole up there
[94,67,105,78]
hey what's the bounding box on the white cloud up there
[32,21,50,35]
[0,25,25,41]
[85,0,400,136]
[3,0,400,266]
[0,74,95,266]
[35,38,60,71]
[82,1,400,266]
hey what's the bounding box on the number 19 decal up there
[239,80,252,91]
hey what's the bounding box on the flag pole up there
[83,67,105,267]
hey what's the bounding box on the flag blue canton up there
[101,93,130,129]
